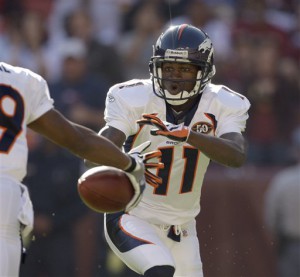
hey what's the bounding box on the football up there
[77,166,134,213]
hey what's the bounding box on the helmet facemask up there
[151,58,213,106]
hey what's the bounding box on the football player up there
[0,62,161,276]
[101,24,251,277]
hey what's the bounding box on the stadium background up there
[0,0,298,276]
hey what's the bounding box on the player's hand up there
[124,141,163,211]
[137,113,190,142]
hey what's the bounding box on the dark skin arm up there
[99,125,126,147]
[28,109,131,170]
[187,131,247,167]
[159,62,247,167]
[84,125,125,168]
[98,125,246,168]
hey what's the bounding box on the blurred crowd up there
[0,0,299,276]
[1,0,299,164]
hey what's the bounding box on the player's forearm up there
[78,134,131,169]
[64,124,131,170]
[187,131,247,167]
[84,125,129,169]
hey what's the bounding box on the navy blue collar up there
[166,94,202,125]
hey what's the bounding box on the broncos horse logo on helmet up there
[149,24,215,105]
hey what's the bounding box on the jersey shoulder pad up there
[208,84,250,111]
[1,62,44,83]
[110,79,151,94]
[108,79,152,105]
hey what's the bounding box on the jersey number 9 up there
[0,85,24,153]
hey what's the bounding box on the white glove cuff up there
[124,172,141,212]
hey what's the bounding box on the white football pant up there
[104,213,203,277]
[0,177,24,276]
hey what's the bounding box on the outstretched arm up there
[28,108,132,170]
[187,131,247,167]
[29,109,163,210]
[137,113,247,168]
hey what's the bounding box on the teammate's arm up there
[84,125,125,168]
[28,108,132,170]
[88,125,163,187]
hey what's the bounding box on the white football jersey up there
[0,62,54,181]
[104,79,250,225]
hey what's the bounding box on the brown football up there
[77,166,134,213]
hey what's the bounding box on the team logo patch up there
[108,95,115,102]
[192,122,213,134]
[166,141,179,145]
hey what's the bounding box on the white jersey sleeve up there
[209,85,250,137]
[27,73,54,124]
[104,79,153,137]
[0,62,54,181]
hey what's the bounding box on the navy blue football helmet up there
[149,24,215,105]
